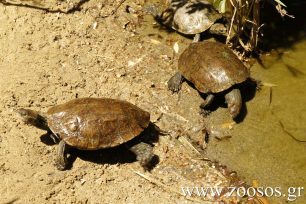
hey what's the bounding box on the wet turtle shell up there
[45,98,150,150]
[160,0,222,35]
[178,41,250,93]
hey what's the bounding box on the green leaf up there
[213,0,227,13]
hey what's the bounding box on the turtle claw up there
[55,159,67,171]
[168,83,181,93]
[255,79,263,91]
[168,72,183,93]
[200,109,211,117]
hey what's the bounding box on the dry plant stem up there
[240,0,250,50]
[237,0,243,37]
[239,38,249,51]
[226,0,237,44]
[251,0,260,49]
[226,0,262,53]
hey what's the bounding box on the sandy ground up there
[2,0,305,203]
[0,0,255,203]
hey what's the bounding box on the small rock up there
[80,178,86,185]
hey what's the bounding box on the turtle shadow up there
[46,123,161,170]
[69,145,137,167]
[195,78,258,123]
[71,125,160,170]
[69,143,159,168]
[69,147,159,171]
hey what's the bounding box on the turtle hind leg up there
[55,140,68,171]
[129,142,154,170]
[225,88,242,119]
[168,72,184,93]
[200,94,214,116]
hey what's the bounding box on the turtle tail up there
[17,108,49,131]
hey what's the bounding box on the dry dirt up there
[0,0,267,203]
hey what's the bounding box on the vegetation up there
[212,0,292,53]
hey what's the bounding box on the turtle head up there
[17,108,49,131]
[209,23,227,36]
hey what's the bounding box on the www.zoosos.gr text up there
[181,186,304,201]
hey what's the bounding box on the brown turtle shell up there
[46,98,150,150]
[178,41,250,93]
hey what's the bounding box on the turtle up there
[17,98,155,170]
[168,41,250,118]
[147,0,227,42]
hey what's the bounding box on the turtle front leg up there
[129,142,154,170]
[56,140,68,171]
[193,33,201,42]
[168,72,184,93]
[200,94,214,116]
[225,88,242,119]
